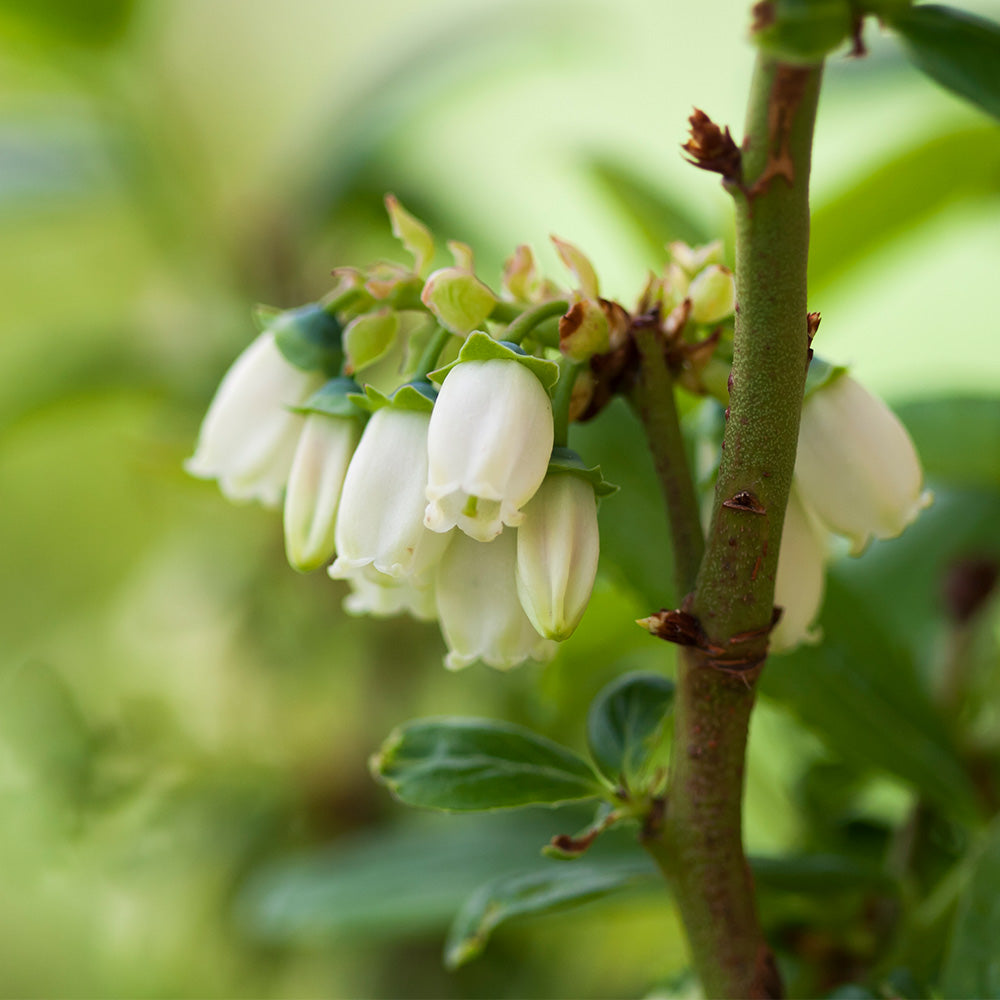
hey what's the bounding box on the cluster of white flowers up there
[187,319,604,671]
[770,371,933,652]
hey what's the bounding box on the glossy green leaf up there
[942,818,1000,997]
[372,718,606,811]
[444,858,655,969]
[809,126,1000,293]
[762,574,979,821]
[890,5,1000,122]
[586,672,675,785]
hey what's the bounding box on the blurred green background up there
[2,0,1000,996]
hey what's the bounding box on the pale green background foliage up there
[1,0,999,996]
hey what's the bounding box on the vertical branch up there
[641,57,824,999]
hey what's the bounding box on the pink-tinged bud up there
[794,374,933,555]
[502,244,539,301]
[420,268,497,335]
[551,236,600,300]
[385,194,435,277]
[687,264,735,324]
[559,300,611,361]
[436,529,558,671]
[425,360,554,541]
[515,474,600,640]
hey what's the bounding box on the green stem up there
[552,357,584,448]
[413,324,453,379]
[500,299,569,345]
[642,57,824,999]
[629,326,704,596]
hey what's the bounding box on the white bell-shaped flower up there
[436,529,558,671]
[425,359,554,542]
[340,565,437,622]
[515,473,599,641]
[283,412,363,572]
[795,374,932,555]
[771,487,828,653]
[330,406,449,582]
[186,331,325,507]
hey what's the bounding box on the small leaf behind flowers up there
[586,672,676,787]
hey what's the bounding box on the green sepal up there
[347,379,437,415]
[296,377,368,420]
[252,303,282,332]
[270,303,344,376]
[547,446,619,498]
[803,354,847,398]
[428,331,560,393]
[751,0,854,64]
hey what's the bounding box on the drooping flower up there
[283,406,364,572]
[794,373,932,555]
[436,529,558,671]
[341,565,437,622]
[770,486,828,653]
[329,404,449,583]
[425,358,554,542]
[515,472,600,641]
[186,329,326,507]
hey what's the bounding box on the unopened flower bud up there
[669,240,724,275]
[421,268,497,335]
[794,374,933,555]
[284,409,363,572]
[343,309,399,374]
[425,358,554,541]
[186,330,326,507]
[515,473,600,640]
[559,300,611,361]
[436,529,558,671]
[502,244,540,302]
[687,264,735,324]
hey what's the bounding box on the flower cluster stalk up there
[639,56,824,998]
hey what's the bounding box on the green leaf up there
[236,812,584,943]
[809,125,1000,293]
[371,717,606,811]
[586,672,675,785]
[347,379,437,415]
[762,574,980,821]
[942,818,1000,998]
[343,309,399,372]
[890,5,1000,122]
[897,397,1000,491]
[270,304,344,376]
[444,858,655,969]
